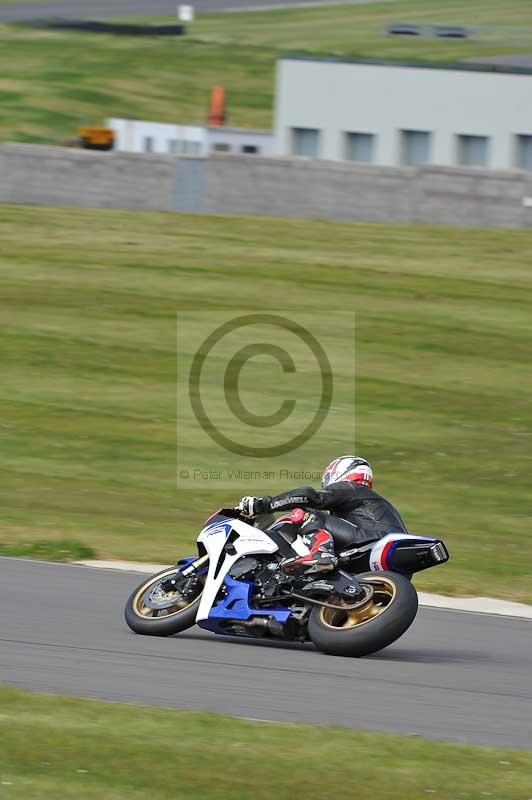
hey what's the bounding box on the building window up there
[399,130,432,165]
[212,143,231,152]
[344,132,375,163]
[143,136,154,153]
[183,140,201,156]
[241,145,258,154]
[457,135,489,167]
[291,127,320,158]
[167,139,177,154]
[515,135,532,170]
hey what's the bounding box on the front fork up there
[160,554,209,595]
[178,554,209,577]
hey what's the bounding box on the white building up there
[107,118,275,157]
[274,56,532,170]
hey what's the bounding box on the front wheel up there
[307,571,418,657]
[125,566,205,636]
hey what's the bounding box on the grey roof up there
[279,53,532,77]
[464,54,532,69]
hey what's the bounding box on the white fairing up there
[369,533,434,572]
[196,518,280,622]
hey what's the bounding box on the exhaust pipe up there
[239,616,299,639]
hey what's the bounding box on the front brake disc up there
[143,577,184,610]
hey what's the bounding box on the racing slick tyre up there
[307,570,418,657]
[125,567,204,636]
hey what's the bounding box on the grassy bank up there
[1,205,532,601]
[2,0,532,141]
[0,686,531,799]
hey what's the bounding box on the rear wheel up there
[307,571,418,657]
[124,567,205,636]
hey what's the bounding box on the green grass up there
[1,204,532,602]
[1,686,531,800]
[0,539,94,560]
[2,0,532,141]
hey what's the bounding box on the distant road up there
[0,0,396,22]
[1,557,532,749]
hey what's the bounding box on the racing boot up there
[280,529,338,575]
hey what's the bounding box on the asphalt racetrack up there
[0,0,389,22]
[2,556,531,749]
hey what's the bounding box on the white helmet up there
[322,455,373,489]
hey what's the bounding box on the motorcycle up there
[125,507,449,657]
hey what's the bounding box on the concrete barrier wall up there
[204,157,416,222]
[413,168,530,228]
[0,143,176,211]
[2,142,532,228]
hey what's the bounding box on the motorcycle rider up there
[238,455,408,575]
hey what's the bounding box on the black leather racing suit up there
[263,481,408,557]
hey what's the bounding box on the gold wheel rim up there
[132,568,203,620]
[318,576,397,630]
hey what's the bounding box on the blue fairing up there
[197,573,292,636]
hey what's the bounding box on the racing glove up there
[238,496,272,518]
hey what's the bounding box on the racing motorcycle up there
[125,507,449,657]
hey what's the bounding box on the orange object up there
[78,125,114,151]
[208,85,226,126]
